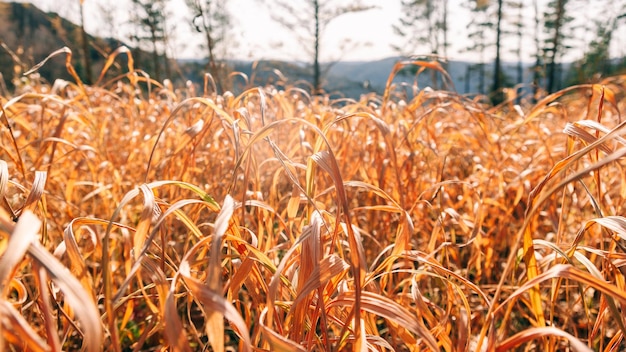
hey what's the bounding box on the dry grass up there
[1,47,626,351]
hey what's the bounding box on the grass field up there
[1,48,626,351]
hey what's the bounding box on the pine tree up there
[571,0,626,82]
[491,0,504,103]
[131,0,170,81]
[542,0,574,93]
[392,0,449,58]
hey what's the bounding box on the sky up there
[14,0,625,64]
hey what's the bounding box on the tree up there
[570,0,626,82]
[267,0,375,94]
[531,0,544,100]
[185,0,232,93]
[492,0,526,103]
[464,0,493,95]
[131,0,170,81]
[78,0,92,84]
[508,0,525,86]
[491,0,504,103]
[542,0,575,93]
[392,0,449,58]
[392,0,449,89]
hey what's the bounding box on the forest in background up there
[0,0,625,102]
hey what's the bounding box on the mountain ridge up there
[0,2,578,99]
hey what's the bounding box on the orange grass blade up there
[498,263,626,310]
[19,170,46,216]
[205,195,235,352]
[311,150,367,349]
[521,225,546,327]
[328,290,439,351]
[496,326,592,352]
[259,307,307,352]
[480,120,626,348]
[0,103,27,177]
[23,47,84,92]
[95,46,134,86]
[33,265,61,351]
[28,240,103,352]
[164,293,192,352]
[382,60,454,110]
[1,211,102,351]
[0,300,50,352]
[0,211,41,295]
[133,184,156,261]
[293,254,349,307]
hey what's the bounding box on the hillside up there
[0,2,130,90]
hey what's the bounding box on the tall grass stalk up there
[0,47,625,351]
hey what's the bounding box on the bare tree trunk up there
[532,0,541,102]
[516,2,523,85]
[547,0,565,93]
[491,0,503,104]
[442,0,448,58]
[313,0,321,94]
[163,51,171,80]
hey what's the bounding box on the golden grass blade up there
[23,47,84,91]
[563,123,614,154]
[382,60,454,109]
[286,185,300,219]
[0,300,50,352]
[145,97,234,181]
[95,46,134,86]
[164,293,192,352]
[498,263,626,310]
[0,210,40,295]
[578,216,626,242]
[328,290,439,351]
[0,211,102,351]
[311,149,367,350]
[496,326,592,352]
[183,275,253,351]
[203,195,235,352]
[0,160,17,221]
[28,240,103,352]
[19,170,46,216]
[291,209,322,344]
[133,184,156,261]
[259,307,307,352]
[61,217,133,299]
[0,103,27,177]
[0,159,8,196]
[521,225,546,328]
[293,254,349,307]
[113,197,219,304]
[516,84,593,128]
[179,267,252,352]
[33,265,61,351]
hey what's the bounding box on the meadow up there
[1,47,626,351]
